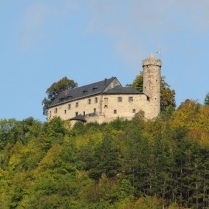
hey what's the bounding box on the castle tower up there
[142,54,161,118]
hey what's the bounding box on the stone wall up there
[48,93,154,123]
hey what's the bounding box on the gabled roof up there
[103,86,142,94]
[50,77,118,107]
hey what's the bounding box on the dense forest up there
[1,99,209,208]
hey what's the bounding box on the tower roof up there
[149,54,155,59]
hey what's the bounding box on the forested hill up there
[1,99,209,208]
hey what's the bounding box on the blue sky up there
[1,0,209,121]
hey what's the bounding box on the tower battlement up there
[142,54,162,67]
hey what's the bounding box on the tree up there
[132,73,143,92]
[130,72,176,111]
[42,76,77,115]
[160,76,176,111]
[204,92,209,106]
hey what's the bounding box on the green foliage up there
[204,92,209,106]
[2,106,209,208]
[132,73,143,92]
[42,76,77,115]
[88,136,121,180]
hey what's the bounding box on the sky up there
[1,0,209,121]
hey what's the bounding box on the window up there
[104,98,108,103]
[111,83,114,88]
[75,112,78,116]
[64,110,66,114]
[114,110,117,114]
[118,97,122,102]
[129,97,133,102]
[88,99,91,104]
[93,86,98,90]
[147,96,150,101]
[94,108,96,114]
[133,109,136,113]
[54,108,57,113]
[49,111,51,119]
[76,102,79,107]
[68,104,71,110]
[95,97,98,103]
[83,111,85,116]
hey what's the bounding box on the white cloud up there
[20,1,77,51]
[85,0,209,71]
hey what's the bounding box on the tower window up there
[114,110,117,114]
[118,97,122,102]
[147,96,150,101]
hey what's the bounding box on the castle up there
[47,54,161,124]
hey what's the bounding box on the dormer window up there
[93,86,98,90]
[83,89,87,94]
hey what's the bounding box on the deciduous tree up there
[42,76,77,115]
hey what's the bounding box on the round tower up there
[142,54,161,118]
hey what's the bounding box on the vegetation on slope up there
[1,100,209,208]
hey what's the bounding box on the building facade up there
[47,54,161,124]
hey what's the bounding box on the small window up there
[76,102,79,107]
[75,112,78,116]
[88,99,91,104]
[68,104,71,110]
[133,109,136,113]
[54,108,57,113]
[104,98,108,105]
[64,110,66,114]
[147,96,150,101]
[95,97,98,103]
[118,97,122,102]
[83,111,85,116]
[111,83,114,88]
[104,105,108,108]
[114,110,117,114]
[94,108,96,114]
[129,97,133,102]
